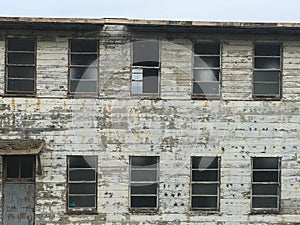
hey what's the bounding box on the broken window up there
[4,156,35,181]
[69,40,98,96]
[191,156,220,210]
[253,43,282,99]
[251,157,280,212]
[131,40,160,95]
[193,42,221,99]
[6,38,36,95]
[130,156,159,211]
[67,156,97,212]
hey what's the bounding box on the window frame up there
[192,42,222,100]
[190,156,221,211]
[67,155,98,213]
[129,156,159,213]
[252,43,282,100]
[130,40,161,97]
[251,157,281,213]
[5,38,37,96]
[68,39,99,97]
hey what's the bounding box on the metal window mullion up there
[71,52,97,55]
[194,54,220,57]
[132,65,160,69]
[194,67,220,70]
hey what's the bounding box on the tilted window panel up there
[130,156,159,211]
[193,42,221,99]
[67,156,98,211]
[191,156,220,210]
[6,38,36,95]
[69,39,98,96]
[251,157,281,212]
[253,43,282,99]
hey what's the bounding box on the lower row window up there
[66,156,280,213]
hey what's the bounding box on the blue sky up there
[0,0,300,22]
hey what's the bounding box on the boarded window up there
[131,40,160,95]
[253,43,282,99]
[251,157,280,212]
[191,156,220,210]
[130,156,159,211]
[6,38,36,95]
[193,43,221,99]
[67,156,97,211]
[69,40,98,96]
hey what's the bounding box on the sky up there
[0,0,300,23]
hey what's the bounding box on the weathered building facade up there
[0,17,300,224]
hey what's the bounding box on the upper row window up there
[4,39,282,100]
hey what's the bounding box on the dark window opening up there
[6,38,36,95]
[253,43,281,99]
[193,42,221,99]
[131,40,160,95]
[251,157,280,212]
[130,156,159,210]
[69,40,98,96]
[191,156,220,210]
[5,156,35,181]
[67,156,97,211]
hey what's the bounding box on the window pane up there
[7,79,34,93]
[131,196,157,208]
[69,170,96,181]
[131,81,143,94]
[253,71,280,82]
[194,43,220,55]
[131,184,157,194]
[142,68,159,94]
[69,183,96,194]
[252,184,278,195]
[69,196,96,208]
[70,40,98,52]
[253,83,279,95]
[194,56,220,68]
[70,67,97,80]
[8,66,35,79]
[8,53,34,65]
[132,69,143,80]
[6,157,19,178]
[192,170,218,182]
[254,58,280,69]
[133,40,159,67]
[70,80,97,93]
[252,197,278,208]
[192,157,218,169]
[255,44,281,56]
[192,184,218,195]
[131,157,158,168]
[253,158,279,169]
[194,69,219,81]
[253,171,278,182]
[192,196,217,208]
[69,156,97,168]
[8,39,35,51]
[71,54,98,65]
[193,82,219,95]
[20,156,34,178]
[131,170,157,182]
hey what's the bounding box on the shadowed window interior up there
[5,155,35,181]
[131,40,160,95]
[251,157,280,212]
[193,42,221,99]
[6,38,36,95]
[69,39,98,96]
[130,156,159,210]
[253,43,281,99]
[191,156,220,210]
[67,156,97,211]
